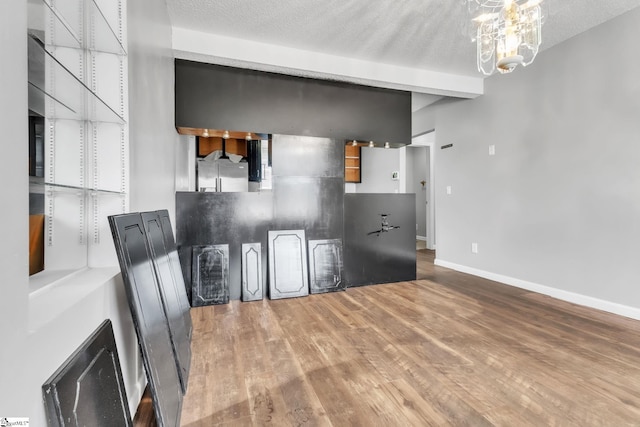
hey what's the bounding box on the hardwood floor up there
[135,249,640,426]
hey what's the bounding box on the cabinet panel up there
[241,243,263,302]
[268,230,309,299]
[142,211,192,394]
[308,239,345,294]
[42,320,132,427]
[157,210,193,340]
[192,244,230,306]
[109,213,183,427]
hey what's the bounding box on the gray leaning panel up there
[109,213,183,427]
[192,244,230,306]
[42,320,132,427]
[142,211,192,394]
[241,242,263,301]
[156,209,193,339]
[308,239,345,294]
[268,230,309,299]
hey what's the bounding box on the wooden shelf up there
[345,143,361,183]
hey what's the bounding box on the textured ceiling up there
[166,0,640,78]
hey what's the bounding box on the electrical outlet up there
[489,145,495,156]
[471,242,478,253]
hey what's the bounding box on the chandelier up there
[467,0,544,75]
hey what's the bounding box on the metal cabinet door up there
[42,320,132,427]
[242,242,263,301]
[109,213,183,427]
[142,211,192,394]
[308,239,345,294]
[192,244,230,306]
[268,230,309,299]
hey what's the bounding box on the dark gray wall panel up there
[308,239,345,294]
[268,230,309,299]
[42,320,132,427]
[142,211,192,394]
[176,136,345,302]
[175,60,411,144]
[109,214,183,427]
[344,194,416,287]
[192,244,230,306]
[272,134,344,178]
[242,243,263,302]
[272,177,344,241]
[176,192,274,301]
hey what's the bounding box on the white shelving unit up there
[28,0,129,272]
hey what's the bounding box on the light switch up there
[446,186,452,195]
[489,145,496,156]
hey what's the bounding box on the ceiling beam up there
[172,27,484,99]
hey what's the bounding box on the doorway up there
[409,132,436,250]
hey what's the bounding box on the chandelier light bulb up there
[222,130,230,139]
[202,129,209,137]
[245,132,252,141]
[352,140,358,146]
[369,141,374,148]
[384,142,390,149]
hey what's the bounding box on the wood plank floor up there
[135,250,640,426]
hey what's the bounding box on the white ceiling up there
[166,0,640,89]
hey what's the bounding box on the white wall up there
[28,270,143,424]
[433,7,640,318]
[3,0,178,422]
[357,146,401,193]
[0,0,29,415]
[176,134,196,191]
[128,0,178,217]
[25,0,180,422]
[412,106,436,137]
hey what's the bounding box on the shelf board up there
[30,178,126,196]
[28,35,125,124]
[38,0,126,55]
[87,0,126,55]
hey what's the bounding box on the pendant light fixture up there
[467,0,544,75]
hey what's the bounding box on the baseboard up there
[434,259,640,321]
[416,235,427,241]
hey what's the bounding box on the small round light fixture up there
[368,141,374,148]
[222,130,230,139]
[384,142,390,149]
